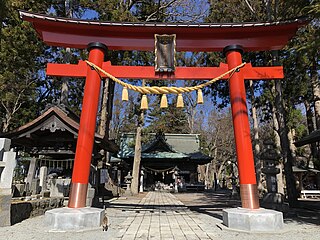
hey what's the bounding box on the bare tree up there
[196,109,236,189]
[1,79,35,132]
[184,92,198,133]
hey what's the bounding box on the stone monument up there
[39,166,50,198]
[0,138,17,227]
[25,157,37,195]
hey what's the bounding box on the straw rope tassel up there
[141,94,148,109]
[160,94,168,108]
[122,86,129,101]
[176,93,184,108]
[197,89,204,104]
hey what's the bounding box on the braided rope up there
[85,60,246,95]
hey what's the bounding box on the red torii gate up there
[20,11,305,210]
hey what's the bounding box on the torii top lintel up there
[20,11,306,52]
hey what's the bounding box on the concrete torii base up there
[223,207,283,232]
[45,207,104,231]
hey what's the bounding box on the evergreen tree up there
[0,1,52,132]
[145,97,190,134]
[205,0,316,206]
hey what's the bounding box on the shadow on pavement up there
[175,190,320,226]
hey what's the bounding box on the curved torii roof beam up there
[19,10,307,52]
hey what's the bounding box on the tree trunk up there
[2,112,11,133]
[272,104,285,194]
[204,163,210,189]
[311,62,320,129]
[274,77,298,206]
[61,75,69,105]
[61,1,72,105]
[131,80,145,195]
[272,100,281,149]
[288,128,297,160]
[272,83,285,194]
[198,165,206,183]
[106,80,115,138]
[304,100,318,164]
[311,59,320,169]
[208,134,219,189]
[98,79,110,136]
[131,126,142,195]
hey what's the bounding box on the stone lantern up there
[173,166,180,193]
[124,171,133,196]
[139,169,144,193]
[260,140,286,210]
[261,140,280,193]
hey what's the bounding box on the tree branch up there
[244,0,256,15]
[145,0,177,22]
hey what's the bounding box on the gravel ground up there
[0,191,319,240]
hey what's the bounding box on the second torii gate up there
[20,10,305,214]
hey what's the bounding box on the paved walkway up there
[0,191,319,240]
[105,191,320,240]
[107,191,216,239]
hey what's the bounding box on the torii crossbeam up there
[47,60,283,80]
[20,11,306,212]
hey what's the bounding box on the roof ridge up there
[19,10,307,26]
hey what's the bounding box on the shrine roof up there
[118,133,210,163]
[294,129,320,147]
[2,106,80,139]
[1,105,119,153]
[20,11,307,52]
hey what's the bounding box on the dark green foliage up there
[145,96,190,134]
[80,0,137,21]
[0,1,51,132]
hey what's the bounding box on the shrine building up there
[116,132,211,191]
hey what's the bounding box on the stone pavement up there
[107,191,217,239]
[0,190,319,240]
[105,191,320,240]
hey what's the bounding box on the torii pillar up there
[224,45,259,209]
[68,42,107,208]
[222,45,283,231]
[44,43,108,231]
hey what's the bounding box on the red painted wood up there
[47,61,283,80]
[71,48,104,184]
[226,50,257,185]
[20,11,306,51]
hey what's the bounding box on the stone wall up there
[11,197,64,225]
